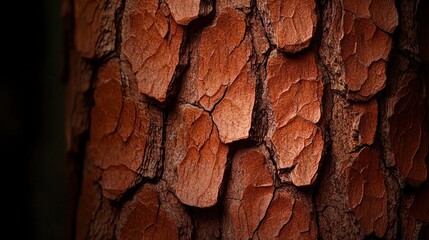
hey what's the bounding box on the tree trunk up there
[65,0,429,239]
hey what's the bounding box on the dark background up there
[1,1,65,239]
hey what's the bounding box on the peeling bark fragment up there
[222,148,274,239]
[89,59,163,200]
[258,0,317,53]
[267,51,321,125]
[166,0,213,25]
[212,67,256,143]
[386,73,428,186]
[74,0,120,58]
[346,147,388,238]
[266,50,323,186]
[180,7,252,112]
[179,7,255,143]
[343,0,398,33]
[258,188,317,239]
[368,0,399,33]
[122,0,185,102]
[272,118,323,186]
[320,0,397,100]
[166,0,200,25]
[168,105,228,207]
[342,14,392,100]
[117,183,192,240]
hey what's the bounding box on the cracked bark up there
[66,0,429,239]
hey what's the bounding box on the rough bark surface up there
[66,0,429,239]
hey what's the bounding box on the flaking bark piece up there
[122,0,184,103]
[341,13,392,100]
[343,0,398,33]
[116,183,192,239]
[179,7,251,112]
[259,0,317,53]
[212,66,256,143]
[266,50,323,186]
[166,0,213,25]
[258,188,317,239]
[320,0,397,100]
[346,147,388,238]
[179,7,255,143]
[89,59,163,200]
[222,148,274,239]
[170,105,229,208]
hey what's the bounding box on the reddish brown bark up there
[66,0,429,239]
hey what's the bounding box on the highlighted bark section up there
[166,0,213,25]
[166,0,200,25]
[267,51,323,186]
[122,0,184,102]
[222,148,274,239]
[179,7,255,143]
[258,188,317,239]
[117,184,192,239]
[346,147,388,237]
[89,60,163,200]
[74,0,120,58]
[180,7,252,112]
[212,67,255,143]
[259,0,317,53]
[168,105,228,207]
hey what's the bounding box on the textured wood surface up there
[66,0,429,239]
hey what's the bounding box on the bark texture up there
[65,0,429,239]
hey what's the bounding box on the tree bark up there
[65,0,429,239]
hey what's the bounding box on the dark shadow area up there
[0,0,65,239]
